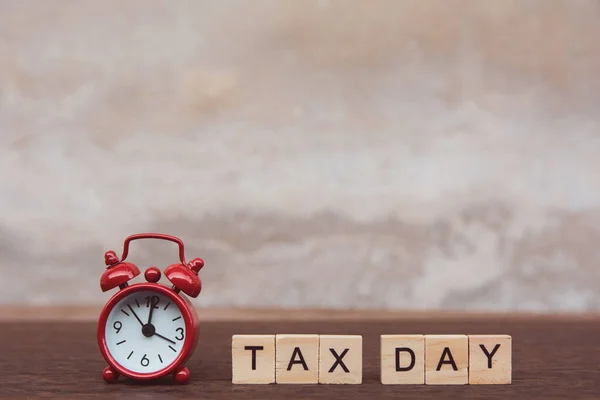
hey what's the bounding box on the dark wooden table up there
[1,314,599,399]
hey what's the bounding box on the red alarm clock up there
[97,233,205,384]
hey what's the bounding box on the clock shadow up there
[120,377,181,386]
[118,361,204,387]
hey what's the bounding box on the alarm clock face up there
[104,289,187,374]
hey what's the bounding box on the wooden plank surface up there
[1,315,599,399]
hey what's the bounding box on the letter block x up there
[319,335,363,384]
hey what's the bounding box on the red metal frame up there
[120,233,187,264]
[97,282,200,381]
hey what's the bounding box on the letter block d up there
[380,335,425,384]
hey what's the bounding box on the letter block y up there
[468,335,512,384]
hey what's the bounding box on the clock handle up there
[120,233,187,264]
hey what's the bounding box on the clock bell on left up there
[97,233,205,384]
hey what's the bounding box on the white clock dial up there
[104,290,186,374]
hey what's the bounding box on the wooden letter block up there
[425,334,468,385]
[318,335,362,384]
[380,334,425,384]
[232,335,275,384]
[276,334,319,384]
[468,335,512,384]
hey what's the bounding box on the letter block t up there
[380,335,425,384]
[232,335,275,384]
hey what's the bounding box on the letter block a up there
[380,335,425,384]
[276,334,320,384]
[425,334,468,385]
[232,335,275,384]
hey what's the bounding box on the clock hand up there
[147,296,159,325]
[154,332,176,345]
[127,304,144,326]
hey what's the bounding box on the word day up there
[232,334,511,385]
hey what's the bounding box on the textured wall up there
[1,0,599,311]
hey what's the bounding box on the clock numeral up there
[175,327,184,341]
[145,295,160,308]
[113,321,122,334]
[141,354,150,367]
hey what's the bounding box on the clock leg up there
[173,366,190,384]
[102,366,119,383]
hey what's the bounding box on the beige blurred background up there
[1,0,599,312]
